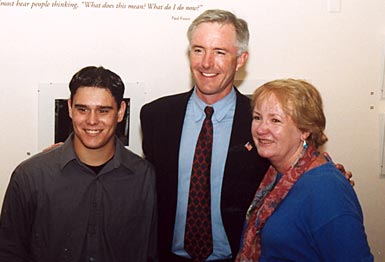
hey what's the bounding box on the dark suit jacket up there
[140,88,270,261]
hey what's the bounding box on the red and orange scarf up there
[236,146,319,262]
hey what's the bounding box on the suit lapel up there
[228,89,253,154]
[167,90,194,176]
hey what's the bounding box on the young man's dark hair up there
[69,66,125,109]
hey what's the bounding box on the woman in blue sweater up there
[236,79,373,262]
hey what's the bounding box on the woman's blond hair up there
[251,79,328,147]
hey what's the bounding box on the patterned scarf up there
[236,145,319,262]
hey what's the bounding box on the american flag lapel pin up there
[244,141,253,151]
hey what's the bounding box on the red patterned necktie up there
[184,106,214,262]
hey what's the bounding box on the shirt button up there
[89,257,96,262]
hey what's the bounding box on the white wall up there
[1,0,384,260]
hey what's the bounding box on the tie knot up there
[204,106,214,119]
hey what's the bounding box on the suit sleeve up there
[140,104,154,163]
[0,169,33,262]
[146,166,158,262]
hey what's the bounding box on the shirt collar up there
[191,86,236,122]
[59,134,78,170]
[59,134,126,173]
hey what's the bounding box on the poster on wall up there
[38,82,145,156]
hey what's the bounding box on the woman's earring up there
[303,140,308,149]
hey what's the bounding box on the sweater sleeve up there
[308,166,374,262]
[313,214,373,262]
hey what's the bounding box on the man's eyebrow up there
[191,44,228,51]
[191,44,203,49]
[74,104,87,108]
[98,106,114,109]
[74,104,114,109]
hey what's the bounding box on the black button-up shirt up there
[0,136,157,262]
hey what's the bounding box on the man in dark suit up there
[140,9,270,261]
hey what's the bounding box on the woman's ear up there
[301,131,311,141]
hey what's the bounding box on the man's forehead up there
[71,87,117,107]
[190,23,237,46]
[73,86,113,97]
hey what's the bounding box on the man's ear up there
[117,100,126,123]
[67,99,73,119]
[236,51,249,72]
